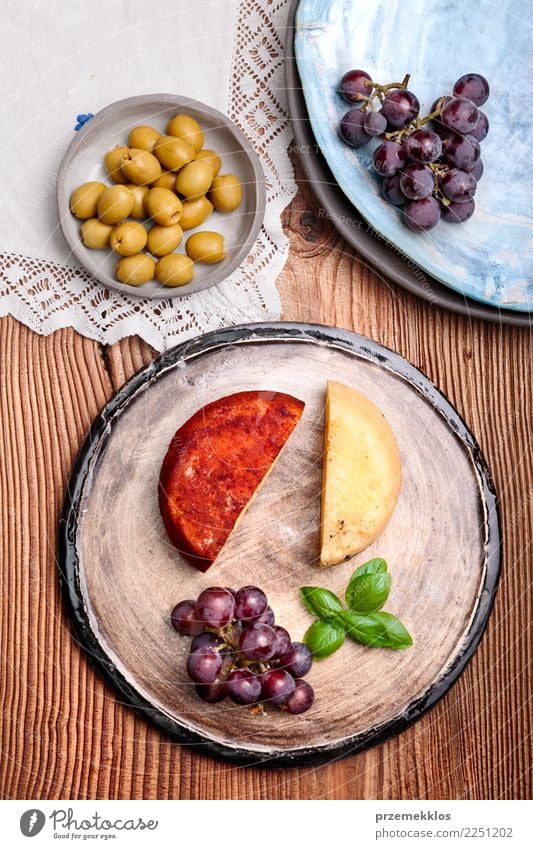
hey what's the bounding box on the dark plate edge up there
[58,321,501,769]
[284,0,532,327]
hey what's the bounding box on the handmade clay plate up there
[59,323,500,766]
[57,94,265,298]
[294,0,533,311]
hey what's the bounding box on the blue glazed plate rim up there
[294,0,532,313]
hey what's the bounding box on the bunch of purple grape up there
[338,70,490,231]
[171,585,315,714]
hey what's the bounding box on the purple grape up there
[404,128,442,164]
[469,111,489,142]
[251,605,275,626]
[195,681,227,703]
[399,163,435,200]
[363,110,387,137]
[381,174,406,206]
[272,625,291,658]
[196,587,235,629]
[430,96,453,139]
[445,134,480,170]
[467,158,484,181]
[283,679,315,715]
[339,108,371,148]
[278,642,313,678]
[239,623,277,661]
[373,141,407,177]
[187,646,222,684]
[403,197,441,231]
[226,669,261,705]
[453,73,490,107]
[384,119,400,134]
[170,600,203,636]
[441,198,475,223]
[338,69,372,104]
[225,587,237,599]
[260,669,295,706]
[234,586,268,622]
[441,97,479,134]
[432,122,454,141]
[380,89,420,128]
[190,632,225,652]
[440,169,477,203]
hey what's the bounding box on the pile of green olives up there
[69,113,244,288]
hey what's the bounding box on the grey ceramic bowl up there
[57,94,265,298]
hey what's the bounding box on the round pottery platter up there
[57,94,265,298]
[60,324,499,766]
[294,0,533,311]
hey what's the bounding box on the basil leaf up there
[299,586,344,620]
[345,571,391,613]
[341,610,413,650]
[350,557,388,579]
[303,619,345,659]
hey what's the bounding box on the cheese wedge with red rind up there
[159,390,304,571]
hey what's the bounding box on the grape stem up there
[429,161,449,177]
[368,73,410,95]
[433,184,451,205]
[384,105,444,142]
[357,73,411,108]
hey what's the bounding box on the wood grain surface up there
[0,159,531,799]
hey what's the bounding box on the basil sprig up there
[340,610,412,649]
[303,619,345,659]
[300,586,344,620]
[300,558,412,658]
[345,566,391,614]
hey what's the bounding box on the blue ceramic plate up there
[295,0,533,311]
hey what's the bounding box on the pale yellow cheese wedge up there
[320,380,401,567]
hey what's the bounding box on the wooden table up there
[1,165,531,800]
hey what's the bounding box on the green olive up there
[174,160,213,200]
[121,148,162,186]
[155,254,194,287]
[145,188,183,226]
[110,221,148,256]
[127,125,160,152]
[70,181,107,219]
[147,223,183,256]
[179,196,213,230]
[115,254,155,286]
[208,174,242,212]
[195,149,222,177]
[126,184,149,218]
[80,218,114,249]
[152,171,177,191]
[96,185,133,224]
[104,146,129,183]
[153,135,195,171]
[185,231,226,264]
[166,114,204,152]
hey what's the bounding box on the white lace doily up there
[0,0,296,351]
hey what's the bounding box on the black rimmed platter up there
[59,323,500,767]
